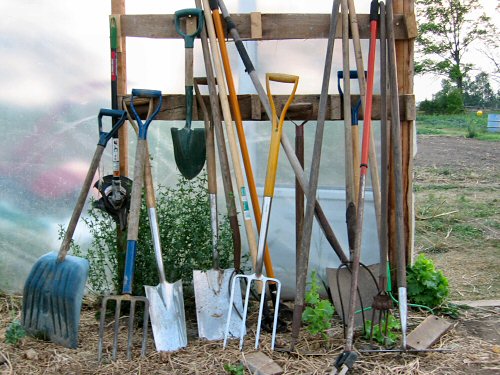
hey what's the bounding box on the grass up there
[414,161,500,300]
[416,112,500,141]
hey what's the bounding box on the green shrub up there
[407,254,449,308]
[301,271,334,340]
[5,319,26,345]
[67,173,234,297]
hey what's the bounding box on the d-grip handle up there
[129,89,163,140]
[97,109,127,146]
[175,8,204,48]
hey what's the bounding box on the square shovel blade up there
[193,268,245,341]
[144,279,188,352]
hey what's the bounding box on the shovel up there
[97,89,161,361]
[171,8,206,180]
[124,97,188,351]
[224,73,299,351]
[22,108,127,349]
[192,77,244,341]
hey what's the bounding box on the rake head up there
[97,294,149,362]
[223,273,281,350]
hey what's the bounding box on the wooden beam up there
[121,94,415,121]
[388,0,415,287]
[120,13,416,40]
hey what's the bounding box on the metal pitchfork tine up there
[97,89,162,362]
[224,73,299,350]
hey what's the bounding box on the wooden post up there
[389,0,414,287]
[112,0,128,176]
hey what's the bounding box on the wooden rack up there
[110,0,416,275]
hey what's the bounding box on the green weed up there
[5,319,26,345]
[302,271,335,340]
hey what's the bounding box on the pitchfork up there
[97,89,162,361]
[223,73,299,350]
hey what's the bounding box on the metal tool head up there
[193,268,245,341]
[97,294,149,362]
[22,252,89,349]
[144,280,187,351]
[171,127,206,180]
[223,273,281,350]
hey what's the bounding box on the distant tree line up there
[415,0,499,114]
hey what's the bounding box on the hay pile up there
[1,294,499,374]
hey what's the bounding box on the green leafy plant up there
[224,363,245,375]
[407,254,449,308]
[5,319,26,345]
[363,314,401,347]
[301,270,334,340]
[65,173,234,297]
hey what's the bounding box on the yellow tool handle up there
[264,73,299,197]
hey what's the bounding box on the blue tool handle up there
[97,108,127,146]
[122,241,137,294]
[129,89,163,140]
[175,8,204,48]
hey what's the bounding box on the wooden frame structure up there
[110,0,416,277]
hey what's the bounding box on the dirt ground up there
[1,135,499,374]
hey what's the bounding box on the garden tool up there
[369,0,393,344]
[386,0,408,350]
[97,89,161,361]
[108,15,127,213]
[208,0,289,330]
[291,0,341,351]
[92,175,132,231]
[201,0,258,284]
[332,1,379,373]
[347,0,383,249]
[123,97,188,351]
[217,0,348,265]
[193,1,242,276]
[171,8,206,180]
[224,73,299,351]
[337,70,364,205]
[192,77,244,341]
[22,108,127,349]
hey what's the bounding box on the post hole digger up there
[192,77,244,341]
[22,109,127,349]
[171,8,206,180]
[98,89,162,361]
[224,73,299,351]
[332,1,380,373]
[121,96,188,352]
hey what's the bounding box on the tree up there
[415,0,497,91]
[463,71,495,108]
[419,80,464,114]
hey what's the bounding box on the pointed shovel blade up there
[144,279,187,352]
[193,268,245,341]
[171,127,206,180]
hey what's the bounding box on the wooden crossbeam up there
[119,13,417,40]
[121,94,415,122]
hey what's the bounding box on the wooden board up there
[121,94,415,122]
[120,13,416,40]
[242,352,283,375]
[407,315,452,350]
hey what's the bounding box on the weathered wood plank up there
[407,315,452,350]
[242,352,283,375]
[121,94,415,121]
[120,13,416,40]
